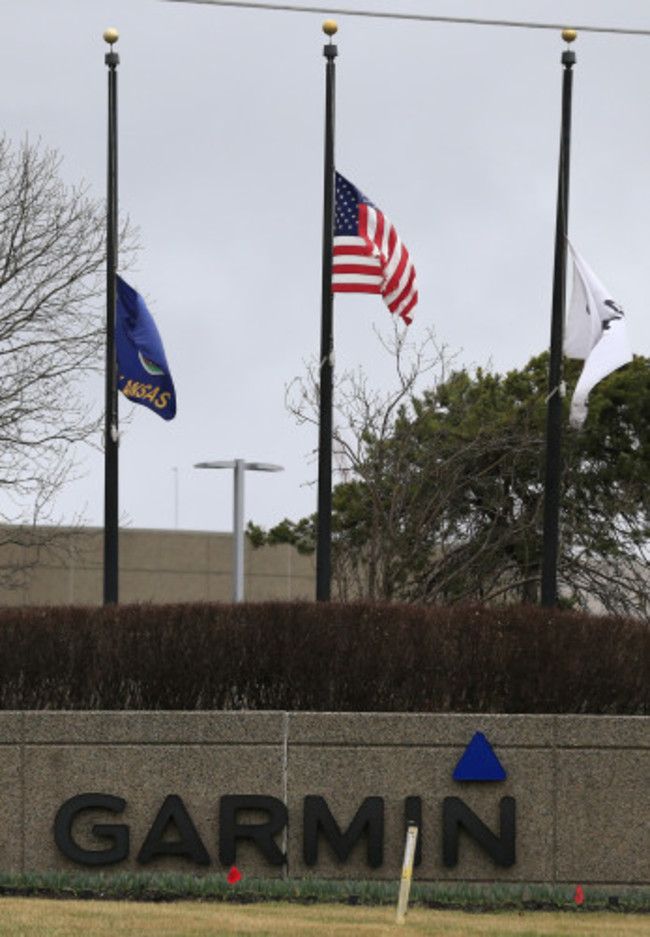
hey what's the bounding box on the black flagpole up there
[104,28,120,605]
[316,20,338,602]
[541,29,577,608]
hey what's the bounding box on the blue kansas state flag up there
[116,276,176,420]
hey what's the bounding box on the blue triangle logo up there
[453,732,506,781]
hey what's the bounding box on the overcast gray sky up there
[3,0,650,534]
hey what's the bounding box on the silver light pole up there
[195,459,284,602]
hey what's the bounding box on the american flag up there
[332,172,418,324]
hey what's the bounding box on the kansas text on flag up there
[116,276,177,421]
[332,172,418,324]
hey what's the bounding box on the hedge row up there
[0,602,647,713]
[1,871,648,910]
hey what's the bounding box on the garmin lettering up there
[54,792,516,870]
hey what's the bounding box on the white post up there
[396,824,418,925]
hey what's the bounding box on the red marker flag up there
[574,885,585,905]
[227,866,242,885]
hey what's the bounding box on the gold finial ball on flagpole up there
[103,28,119,45]
[562,28,578,43]
[323,20,338,37]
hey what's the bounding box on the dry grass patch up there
[0,899,647,937]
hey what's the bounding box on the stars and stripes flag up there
[565,243,632,429]
[332,172,418,324]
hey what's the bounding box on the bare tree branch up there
[0,136,136,569]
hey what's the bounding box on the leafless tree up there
[280,329,650,617]
[0,136,135,585]
[284,325,463,600]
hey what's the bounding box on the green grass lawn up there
[0,899,647,937]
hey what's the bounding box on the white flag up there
[565,244,632,428]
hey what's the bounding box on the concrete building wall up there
[0,712,647,886]
[0,527,315,606]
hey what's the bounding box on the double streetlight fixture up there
[194,459,283,602]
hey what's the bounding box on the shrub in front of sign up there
[0,602,646,713]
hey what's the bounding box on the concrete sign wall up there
[0,712,647,885]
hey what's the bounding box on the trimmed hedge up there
[0,602,647,713]
[0,871,649,910]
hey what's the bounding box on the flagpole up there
[104,28,120,605]
[316,20,338,602]
[541,29,577,608]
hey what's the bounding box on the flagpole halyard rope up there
[544,381,566,404]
